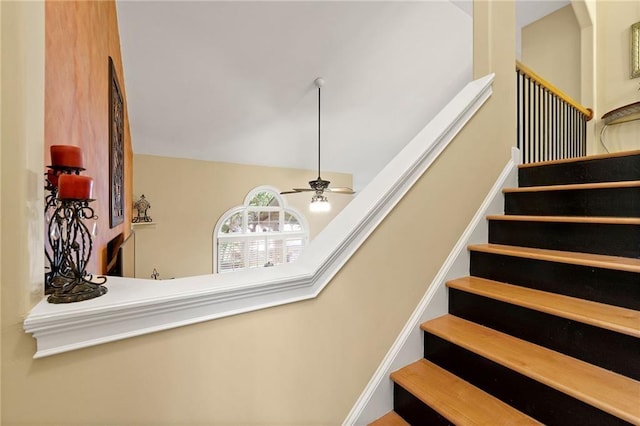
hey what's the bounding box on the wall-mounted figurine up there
[133,194,152,223]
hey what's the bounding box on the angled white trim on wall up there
[24,74,495,358]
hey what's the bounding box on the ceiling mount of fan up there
[281,77,355,199]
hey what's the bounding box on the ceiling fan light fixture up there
[309,193,330,213]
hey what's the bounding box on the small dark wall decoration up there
[109,56,124,228]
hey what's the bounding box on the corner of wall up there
[0,2,3,421]
[1,0,45,422]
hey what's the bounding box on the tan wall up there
[522,5,582,102]
[595,1,640,153]
[1,0,515,424]
[0,1,4,420]
[132,154,353,279]
[45,0,133,275]
[1,0,46,421]
[571,0,597,154]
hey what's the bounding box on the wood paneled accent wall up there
[45,0,133,274]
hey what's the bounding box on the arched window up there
[214,186,308,273]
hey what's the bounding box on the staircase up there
[370,150,640,426]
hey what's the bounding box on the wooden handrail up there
[516,61,593,121]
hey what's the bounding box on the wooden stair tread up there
[518,149,640,168]
[422,315,640,424]
[469,243,640,273]
[486,215,640,225]
[368,411,409,426]
[503,180,640,193]
[391,359,540,425]
[448,277,640,338]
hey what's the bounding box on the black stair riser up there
[470,251,640,310]
[423,332,632,426]
[488,220,640,258]
[504,186,640,217]
[393,383,451,425]
[449,289,640,380]
[518,155,640,187]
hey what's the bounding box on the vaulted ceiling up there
[117,1,568,189]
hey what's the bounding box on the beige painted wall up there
[132,154,353,279]
[571,0,597,154]
[0,1,3,419]
[595,1,640,153]
[1,0,45,422]
[2,0,515,424]
[522,5,582,102]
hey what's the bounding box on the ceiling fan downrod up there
[279,77,354,198]
[314,77,324,181]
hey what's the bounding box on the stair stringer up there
[344,148,521,425]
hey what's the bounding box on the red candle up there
[50,145,83,169]
[58,174,94,200]
[46,170,59,187]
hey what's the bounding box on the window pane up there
[284,212,302,232]
[246,239,267,268]
[219,212,243,234]
[267,239,284,265]
[245,238,286,268]
[248,191,279,207]
[248,210,280,233]
[218,240,245,272]
[285,238,305,263]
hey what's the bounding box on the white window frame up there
[213,186,309,273]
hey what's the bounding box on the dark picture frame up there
[109,56,125,228]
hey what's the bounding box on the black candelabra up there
[45,161,107,303]
[44,169,63,295]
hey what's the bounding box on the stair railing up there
[516,61,593,164]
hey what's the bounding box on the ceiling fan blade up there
[326,187,355,194]
[280,188,316,194]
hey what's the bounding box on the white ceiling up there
[516,0,569,28]
[117,1,474,190]
[117,1,568,190]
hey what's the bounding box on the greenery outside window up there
[214,187,308,273]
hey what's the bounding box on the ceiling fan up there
[281,77,355,211]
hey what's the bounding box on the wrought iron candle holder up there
[46,197,107,303]
[45,163,107,303]
[45,166,82,295]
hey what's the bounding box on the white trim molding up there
[24,74,495,358]
[343,154,519,425]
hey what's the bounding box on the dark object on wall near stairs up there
[371,150,640,426]
[133,194,152,223]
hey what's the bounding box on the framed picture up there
[109,57,125,228]
[632,22,640,79]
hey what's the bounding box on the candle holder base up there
[47,275,108,304]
